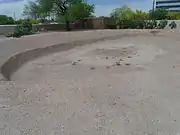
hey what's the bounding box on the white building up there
[156,0,180,11]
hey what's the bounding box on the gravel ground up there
[1,33,180,135]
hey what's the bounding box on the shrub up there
[107,17,116,29]
[120,20,134,29]
[21,20,33,34]
[11,20,33,38]
[152,20,158,28]
[114,19,170,30]
[144,20,157,29]
[117,20,144,29]
[169,21,177,29]
[0,15,15,25]
[116,20,159,29]
[5,32,14,38]
[15,18,39,24]
[136,20,146,29]
[157,20,168,29]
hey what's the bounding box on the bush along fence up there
[115,20,177,29]
[4,19,177,38]
[6,20,37,38]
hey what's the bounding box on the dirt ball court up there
[1,30,180,135]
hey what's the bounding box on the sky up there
[0,0,153,19]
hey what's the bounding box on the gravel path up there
[1,34,180,135]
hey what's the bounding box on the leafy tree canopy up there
[110,5,135,23]
[23,1,41,20]
[68,2,94,21]
[39,0,94,30]
[166,12,180,20]
[0,15,15,25]
[149,8,168,20]
[110,5,180,23]
[134,10,148,20]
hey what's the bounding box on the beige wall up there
[1,20,180,35]
[35,23,75,31]
[0,24,76,35]
[0,19,109,35]
[92,18,106,29]
[0,25,16,35]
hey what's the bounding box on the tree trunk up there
[65,20,71,31]
[64,13,71,31]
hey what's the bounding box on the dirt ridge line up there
[0,31,160,81]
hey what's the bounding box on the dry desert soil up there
[1,31,180,135]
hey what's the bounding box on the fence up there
[0,18,108,35]
[0,24,75,35]
[1,20,180,35]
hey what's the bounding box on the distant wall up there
[157,20,180,29]
[35,23,75,31]
[74,18,107,29]
[0,19,107,35]
[0,25,16,35]
[0,24,76,35]
[1,20,180,35]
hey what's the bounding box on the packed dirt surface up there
[1,33,180,135]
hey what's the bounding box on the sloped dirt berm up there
[1,31,180,135]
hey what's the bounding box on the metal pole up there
[152,0,156,19]
[153,0,156,11]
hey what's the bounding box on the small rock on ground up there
[90,67,96,70]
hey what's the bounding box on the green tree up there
[110,5,135,24]
[166,12,180,20]
[0,15,14,25]
[149,8,168,20]
[68,2,94,21]
[15,18,39,24]
[39,0,94,30]
[56,2,94,23]
[134,10,148,20]
[23,1,41,20]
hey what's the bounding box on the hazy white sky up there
[0,0,153,19]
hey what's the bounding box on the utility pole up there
[152,0,156,19]
[13,12,16,21]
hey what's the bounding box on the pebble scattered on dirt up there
[90,67,96,70]
[5,35,177,135]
